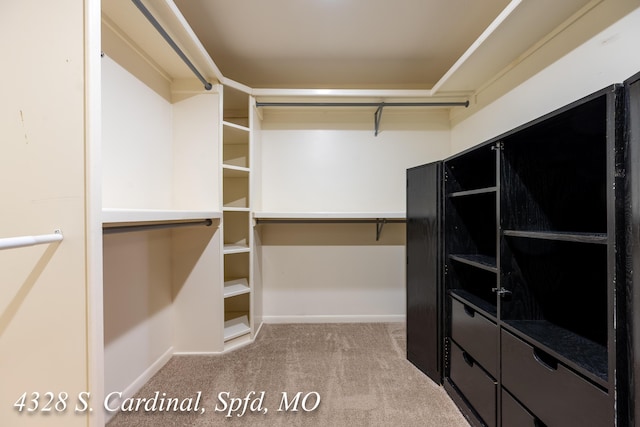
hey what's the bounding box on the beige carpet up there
[107,323,468,426]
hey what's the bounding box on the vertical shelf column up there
[221,85,253,346]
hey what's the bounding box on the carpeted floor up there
[106,323,468,426]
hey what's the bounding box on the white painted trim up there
[221,76,253,94]
[252,88,435,98]
[163,0,224,82]
[86,0,104,425]
[103,347,174,423]
[263,315,405,324]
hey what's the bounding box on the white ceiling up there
[173,0,512,89]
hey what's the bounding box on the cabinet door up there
[626,71,640,427]
[406,162,443,383]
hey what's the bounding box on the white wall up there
[451,3,640,153]
[257,110,450,322]
[259,109,450,213]
[102,231,174,400]
[0,1,90,426]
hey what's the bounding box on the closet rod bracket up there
[375,218,386,241]
[374,103,385,136]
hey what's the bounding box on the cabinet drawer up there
[451,297,498,377]
[501,330,610,427]
[450,341,497,427]
[502,388,542,427]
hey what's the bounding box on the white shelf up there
[102,208,222,225]
[224,278,250,298]
[223,244,250,254]
[224,315,250,341]
[253,212,405,220]
[223,207,251,212]
[222,120,250,132]
[223,165,250,177]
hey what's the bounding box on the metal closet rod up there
[103,219,214,235]
[131,0,212,91]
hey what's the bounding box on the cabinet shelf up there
[223,207,250,212]
[449,254,497,273]
[222,120,250,133]
[223,315,250,341]
[449,289,497,319]
[224,278,250,298]
[503,230,607,244]
[503,320,608,388]
[223,244,250,254]
[223,165,250,177]
[448,187,497,198]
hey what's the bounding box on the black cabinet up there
[407,82,634,427]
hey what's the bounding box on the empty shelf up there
[503,230,607,244]
[224,315,250,341]
[224,278,250,298]
[503,320,608,387]
[102,208,221,225]
[448,186,497,198]
[449,289,497,319]
[223,244,250,254]
[449,254,497,273]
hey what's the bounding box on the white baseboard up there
[104,346,174,422]
[263,314,405,324]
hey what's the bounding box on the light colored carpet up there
[107,323,468,426]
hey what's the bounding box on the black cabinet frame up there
[407,80,637,426]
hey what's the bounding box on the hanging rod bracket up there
[131,0,213,91]
[375,218,387,241]
[374,103,385,137]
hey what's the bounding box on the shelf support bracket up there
[374,103,385,136]
[375,218,387,241]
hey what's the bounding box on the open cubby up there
[445,143,496,194]
[223,124,250,168]
[223,211,250,247]
[445,192,496,259]
[501,95,607,234]
[501,235,608,379]
[447,261,497,318]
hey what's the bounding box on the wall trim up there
[263,315,405,324]
[103,346,174,422]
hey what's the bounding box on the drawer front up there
[451,298,498,377]
[501,330,611,427]
[502,388,540,427]
[450,341,497,427]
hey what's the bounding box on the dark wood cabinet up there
[407,81,636,426]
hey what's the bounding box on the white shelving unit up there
[221,84,254,347]
[99,2,225,421]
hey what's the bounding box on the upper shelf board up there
[103,208,222,225]
[253,212,405,220]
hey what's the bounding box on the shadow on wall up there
[0,242,62,337]
[102,225,216,345]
